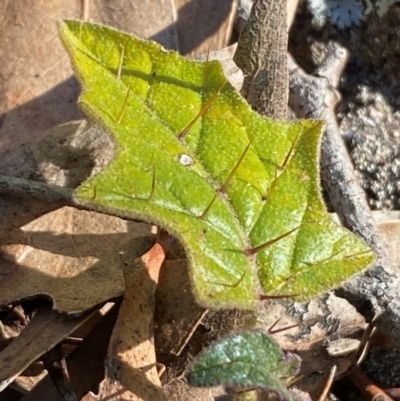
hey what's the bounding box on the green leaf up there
[187,330,300,401]
[59,20,374,309]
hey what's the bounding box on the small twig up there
[62,337,84,346]
[157,363,166,379]
[354,324,377,367]
[349,367,395,401]
[268,316,320,335]
[333,323,377,381]
[0,175,73,203]
[42,344,78,401]
[317,365,337,401]
[174,309,209,357]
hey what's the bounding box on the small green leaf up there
[187,330,300,401]
[59,20,374,309]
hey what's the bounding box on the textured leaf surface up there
[187,330,300,400]
[59,21,374,308]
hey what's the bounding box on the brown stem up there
[349,367,395,401]
[42,344,78,401]
[317,365,337,401]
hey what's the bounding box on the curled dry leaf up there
[83,233,169,401]
[18,303,121,401]
[0,306,97,392]
[0,206,153,313]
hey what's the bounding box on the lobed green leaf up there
[59,20,374,309]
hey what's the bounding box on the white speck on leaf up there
[179,154,194,166]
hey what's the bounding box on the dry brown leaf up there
[83,233,169,401]
[11,371,48,397]
[84,0,178,49]
[373,211,400,222]
[1,1,177,152]
[0,206,153,312]
[0,319,25,352]
[0,120,114,189]
[174,0,237,55]
[0,305,49,395]
[0,306,98,392]
[18,303,120,401]
[0,120,114,238]
[1,1,83,152]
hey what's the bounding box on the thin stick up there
[334,323,377,382]
[268,316,320,335]
[349,367,395,401]
[354,324,377,367]
[0,175,73,203]
[317,365,337,401]
[174,309,209,357]
[42,344,78,401]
